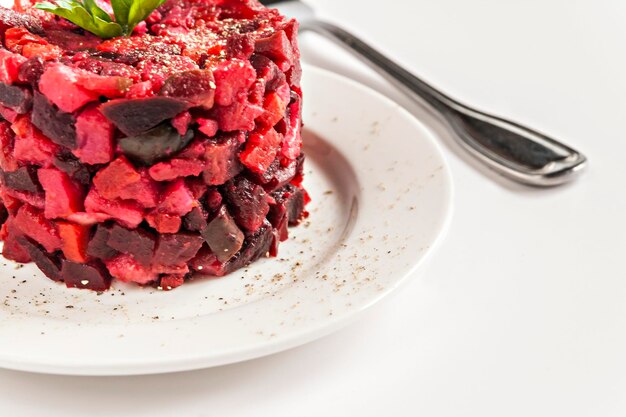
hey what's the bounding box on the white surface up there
[1,0,625,414]
[0,66,451,375]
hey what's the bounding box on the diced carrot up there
[57,221,90,263]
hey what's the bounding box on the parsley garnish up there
[35,0,166,39]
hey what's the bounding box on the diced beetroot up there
[86,224,118,260]
[105,254,157,285]
[250,155,301,192]
[159,69,215,108]
[281,97,302,161]
[2,185,45,209]
[197,117,218,137]
[225,177,269,233]
[0,104,18,123]
[0,121,17,171]
[148,158,205,181]
[93,156,139,196]
[225,32,255,60]
[2,166,40,193]
[43,29,102,52]
[0,203,6,226]
[106,223,156,266]
[61,260,112,291]
[14,204,62,252]
[12,116,59,167]
[37,168,84,219]
[38,63,100,113]
[0,195,18,215]
[125,81,154,99]
[257,87,289,128]
[136,54,197,91]
[251,54,287,94]
[93,157,160,208]
[201,205,244,262]
[185,177,207,199]
[1,220,30,262]
[52,153,91,186]
[75,72,132,98]
[0,10,43,36]
[57,221,90,263]
[183,206,208,232]
[101,97,189,136]
[159,274,186,290]
[206,188,223,210]
[17,56,44,86]
[270,184,306,231]
[84,188,144,229]
[189,245,226,276]
[31,92,77,149]
[158,178,194,216]
[17,236,62,281]
[248,79,264,105]
[171,111,191,135]
[118,123,194,166]
[255,30,294,71]
[154,232,204,266]
[239,127,282,174]
[268,198,289,243]
[0,48,26,84]
[73,105,114,165]
[146,211,181,233]
[226,222,273,272]
[212,99,264,132]
[203,133,243,185]
[0,82,31,114]
[212,59,256,106]
[176,138,207,159]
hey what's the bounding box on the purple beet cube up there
[225,177,270,233]
[201,205,244,262]
[153,232,204,266]
[2,165,41,193]
[86,224,119,260]
[106,224,156,267]
[61,259,112,291]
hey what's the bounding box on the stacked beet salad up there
[0,0,308,291]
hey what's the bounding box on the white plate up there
[0,65,453,375]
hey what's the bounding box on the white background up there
[2,0,626,415]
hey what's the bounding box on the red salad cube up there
[14,204,62,252]
[37,168,84,219]
[38,63,100,112]
[239,127,282,174]
[105,254,158,285]
[73,105,115,165]
[84,188,144,229]
[212,59,256,106]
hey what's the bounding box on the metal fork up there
[262,0,587,186]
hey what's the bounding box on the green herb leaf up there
[109,0,132,28]
[35,1,123,38]
[126,0,166,33]
[35,0,166,39]
[83,0,113,22]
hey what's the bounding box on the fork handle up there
[300,20,587,186]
